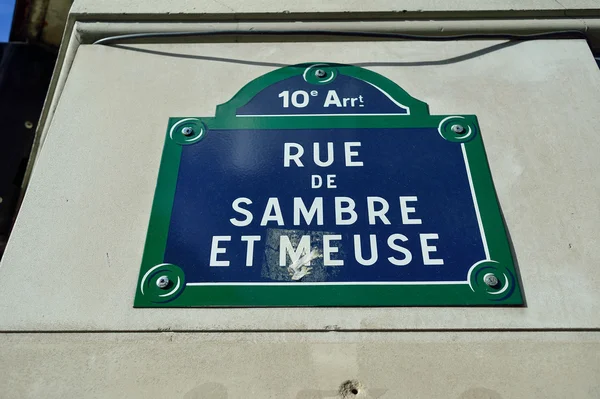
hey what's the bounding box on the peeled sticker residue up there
[261,228,343,282]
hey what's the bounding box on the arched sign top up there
[215,63,430,119]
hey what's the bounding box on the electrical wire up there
[93,29,588,45]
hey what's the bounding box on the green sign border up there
[134,63,524,307]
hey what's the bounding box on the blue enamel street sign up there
[134,63,524,307]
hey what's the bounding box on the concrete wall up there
[69,0,600,17]
[1,332,599,398]
[1,9,600,398]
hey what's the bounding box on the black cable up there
[93,29,588,45]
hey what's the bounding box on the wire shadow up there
[109,40,520,68]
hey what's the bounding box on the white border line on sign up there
[237,113,409,117]
[461,142,491,260]
[187,281,467,286]
[182,130,490,288]
[362,79,410,115]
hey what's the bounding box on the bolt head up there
[315,69,327,78]
[451,124,465,134]
[181,127,194,136]
[156,275,170,289]
[483,273,500,288]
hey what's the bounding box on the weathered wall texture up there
[1,332,599,398]
[1,27,599,398]
[70,0,600,17]
[2,39,599,331]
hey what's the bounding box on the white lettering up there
[284,143,304,167]
[278,90,289,108]
[241,235,261,266]
[400,196,422,225]
[311,175,322,188]
[291,90,309,108]
[326,174,337,188]
[313,142,334,167]
[209,236,231,266]
[335,197,358,225]
[420,233,444,265]
[323,234,343,266]
[293,197,324,226]
[230,197,253,227]
[344,142,363,166]
[354,234,378,266]
[367,196,391,225]
[323,90,342,107]
[260,198,284,226]
[387,234,412,266]
[280,235,311,266]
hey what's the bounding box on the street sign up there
[134,63,524,307]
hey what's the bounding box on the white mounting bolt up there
[483,273,500,287]
[315,69,327,78]
[156,275,170,289]
[181,127,194,136]
[451,124,465,134]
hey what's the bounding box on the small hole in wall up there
[339,380,362,398]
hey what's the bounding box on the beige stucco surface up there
[1,39,599,331]
[70,0,600,17]
[1,331,599,398]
